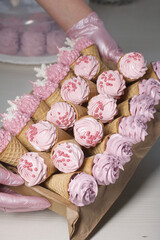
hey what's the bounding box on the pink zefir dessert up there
[0,28,19,55]
[106,134,133,165]
[68,172,98,206]
[57,47,80,66]
[118,52,147,81]
[25,121,57,151]
[97,70,126,98]
[51,141,84,173]
[87,94,117,123]
[74,55,99,80]
[73,38,95,52]
[47,102,76,130]
[46,29,66,55]
[27,12,52,33]
[61,76,90,105]
[2,16,24,33]
[0,128,11,153]
[46,63,70,85]
[73,116,104,148]
[139,78,160,105]
[92,152,124,185]
[152,61,160,79]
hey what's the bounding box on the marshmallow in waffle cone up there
[44,172,79,200]
[66,101,87,120]
[45,88,63,107]
[59,70,75,87]
[144,63,159,80]
[80,156,95,176]
[104,116,122,135]
[0,134,27,167]
[32,100,50,122]
[120,81,139,102]
[117,99,131,117]
[86,135,111,156]
[51,139,79,155]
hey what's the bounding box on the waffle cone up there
[44,172,78,200]
[0,135,28,166]
[16,119,37,152]
[144,63,159,80]
[51,139,79,157]
[38,152,57,178]
[80,156,94,175]
[87,135,111,156]
[85,79,98,100]
[104,116,122,135]
[32,100,50,122]
[54,123,73,144]
[81,44,101,62]
[99,61,110,75]
[117,99,131,117]
[120,81,140,102]
[45,88,63,107]
[59,70,75,87]
[66,101,87,120]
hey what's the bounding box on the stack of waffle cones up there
[31,100,50,122]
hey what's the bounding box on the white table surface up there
[0,0,160,239]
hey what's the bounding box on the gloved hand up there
[0,166,51,212]
[67,12,123,63]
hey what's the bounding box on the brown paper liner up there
[85,79,98,100]
[0,135,28,166]
[66,101,87,120]
[87,135,111,156]
[51,139,80,157]
[31,100,50,122]
[16,119,37,152]
[59,70,75,87]
[120,80,140,102]
[38,152,57,178]
[80,156,94,176]
[117,99,131,117]
[104,116,122,135]
[45,88,63,107]
[144,63,159,80]
[44,172,78,200]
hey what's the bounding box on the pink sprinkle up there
[62,158,65,162]
[34,168,38,171]
[67,159,70,162]
[86,131,90,136]
[32,174,36,178]
[63,163,66,166]
[58,112,61,115]
[66,145,70,148]
[68,150,72,153]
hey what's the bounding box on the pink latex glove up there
[0,167,51,212]
[67,12,123,63]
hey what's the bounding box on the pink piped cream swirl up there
[74,55,99,80]
[152,61,160,79]
[68,172,98,206]
[73,116,103,148]
[61,77,90,105]
[87,94,117,123]
[97,70,126,98]
[57,48,80,66]
[51,142,84,173]
[0,128,11,153]
[92,152,123,185]
[74,38,94,51]
[119,52,147,80]
[46,63,70,84]
[119,116,148,144]
[139,78,160,105]
[47,102,76,130]
[17,152,47,187]
[25,121,57,151]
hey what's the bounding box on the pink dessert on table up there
[0,28,19,55]
[61,76,90,105]
[119,116,148,144]
[32,79,58,101]
[97,70,126,98]
[51,141,84,173]
[92,152,123,186]
[74,55,99,80]
[0,128,11,153]
[26,121,57,151]
[105,134,133,165]
[152,61,160,79]
[119,52,147,80]
[27,12,52,33]
[46,29,66,55]
[129,94,156,123]
[74,38,94,51]
[87,94,117,123]
[68,172,98,206]
[17,152,47,187]
[2,16,24,33]
[47,102,76,130]
[139,78,160,105]
[21,31,46,56]
[57,48,80,66]
[73,116,103,148]
[46,63,70,84]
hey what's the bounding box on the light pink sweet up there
[61,76,90,105]
[97,70,126,98]
[87,94,117,123]
[25,121,57,151]
[92,152,123,185]
[0,28,19,55]
[73,116,103,148]
[119,52,147,80]
[32,79,58,101]
[130,94,156,123]
[57,48,80,66]
[152,61,160,79]
[47,102,76,130]
[27,12,51,33]
[0,128,11,153]
[68,172,98,206]
[46,63,70,84]
[21,31,46,56]
[106,134,133,165]
[52,141,84,173]
[74,55,99,80]
[74,38,94,52]
[139,78,160,105]
[46,29,66,55]
[17,152,47,187]
[2,16,24,33]
[119,116,148,144]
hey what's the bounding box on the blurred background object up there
[90,0,135,4]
